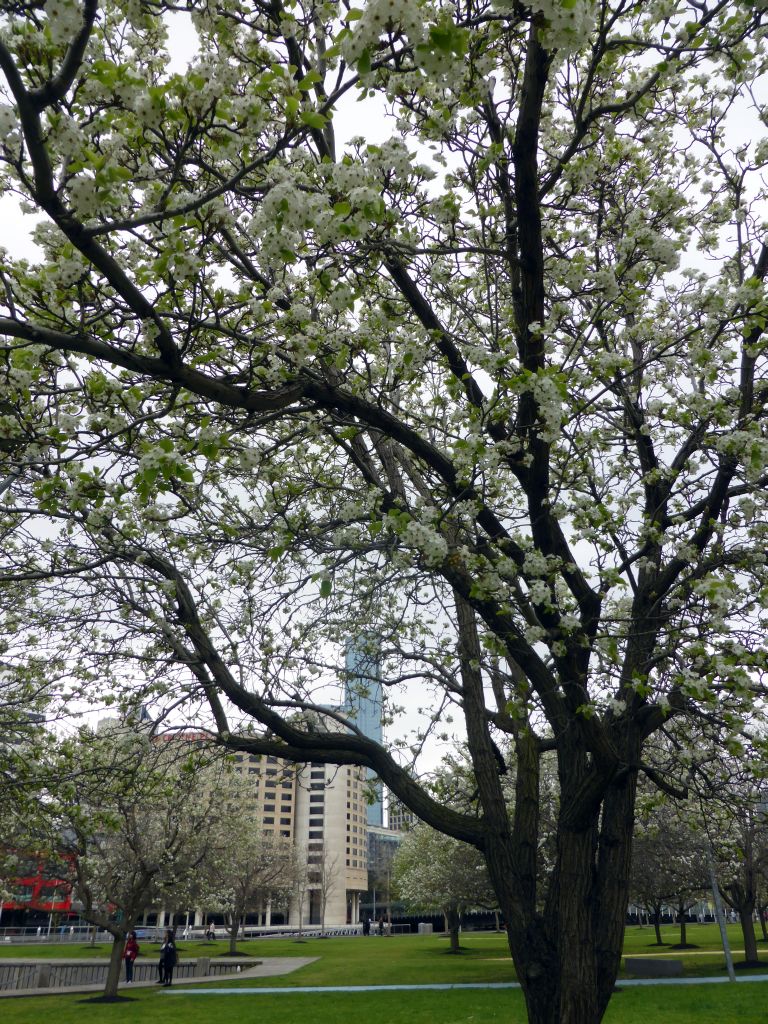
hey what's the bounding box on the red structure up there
[0,854,73,928]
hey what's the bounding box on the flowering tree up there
[1,2,768,1021]
[42,728,226,998]
[629,796,709,947]
[393,820,497,951]
[703,770,768,966]
[201,775,299,953]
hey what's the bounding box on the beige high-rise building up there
[291,760,368,926]
[231,750,369,927]
[231,752,297,839]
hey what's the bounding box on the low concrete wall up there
[624,957,683,977]
[0,957,257,991]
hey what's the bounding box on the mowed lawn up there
[1,928,766,1023]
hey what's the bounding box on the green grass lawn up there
[1,929,766,1023]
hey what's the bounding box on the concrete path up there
[0,957,318,999]
[163,975,768,995]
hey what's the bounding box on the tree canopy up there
[1,2,768,1022]
[394,819,496,950]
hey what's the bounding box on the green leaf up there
[358,48,372,76]
[320,578,333,598]
[298,70,322,90]
[300,110,328,129]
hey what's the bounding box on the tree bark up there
[103,932,125,999]
[455,591,639,1023]
[652,908,663,946]
[228,910,241,955]
[738,906,759,964]
[446,907,461,953]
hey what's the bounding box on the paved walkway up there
[163,975,768,996]
[0,957,317,998]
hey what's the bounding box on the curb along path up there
[163,975,768,995]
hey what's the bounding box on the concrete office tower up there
[291,759,369,927]
[343,639,383,827]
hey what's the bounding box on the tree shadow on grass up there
[77,996,134,1004]
[214,950,258,957]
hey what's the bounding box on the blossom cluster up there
[492,0,597,54]
[45,0,83,47]
[343,0,426,64]
[0,104,17,137]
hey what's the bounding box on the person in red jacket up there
[123,931,140,984]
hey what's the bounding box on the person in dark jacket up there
[159,930,178,986]
[123,931,139,983]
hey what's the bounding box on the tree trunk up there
[738,906,760,964]
[759,906,768,941]
[446,907,461,953]
[512,763,636,1023]
[228,912,240,955]
[103,932,126,998]
[678,909,687,947]
[480,772,637,1024]
[652,908,663,946]
[454,591,640,1023]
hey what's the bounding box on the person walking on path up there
[123,931,139,984]
[159,930,178,987]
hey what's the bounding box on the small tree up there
[47,728,225,998]
[630,798,709,948]
[394,821,497,953]
[203,799,297,953]
[291,843,311,939]
[711,787,768,967]
[319,847,341,936]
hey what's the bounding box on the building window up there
[264,804,275,812]
[308,830,323,839]
[280,817,291,825]
[263,816,274,825]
